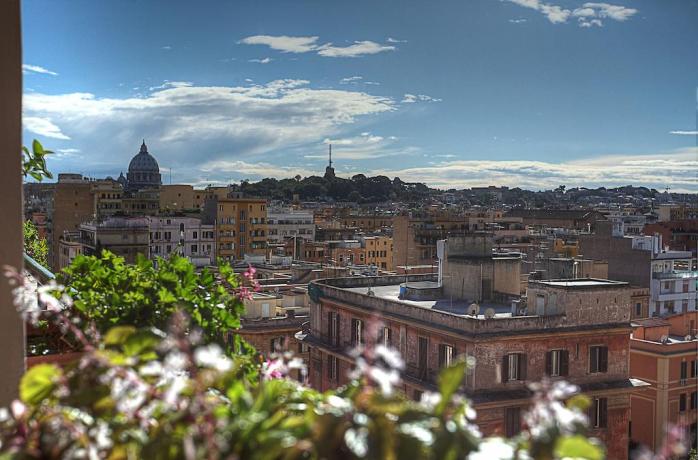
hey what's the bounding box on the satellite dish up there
[660,335,669,343]
[484,308,496,319]
[685,335,692,341]
[468,303,480,316]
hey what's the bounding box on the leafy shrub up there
[23,221,49,269]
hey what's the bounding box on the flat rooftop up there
[532,278,628,288]
[345,284,517,318]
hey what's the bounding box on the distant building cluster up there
[23,140,698,458]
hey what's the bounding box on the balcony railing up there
[653,271,698,280]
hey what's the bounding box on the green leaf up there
[104,326,136,346]
[554,435,604,460]
[20,363,62,405]
[436,359,466,414]
[566,394,591,412]
[123,330,161,357]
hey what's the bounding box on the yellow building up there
[553,238,579,257]
[92,179,123,218]
[362,236,394,271]
[204,196,268,260]
[160,184,208,211]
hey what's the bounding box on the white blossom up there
[194,344,232,372]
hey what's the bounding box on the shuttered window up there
[589,346,608,373]
[438,344,455,368]
[589,397,608,428]
[502,353,527,382]
[546,349,569,377]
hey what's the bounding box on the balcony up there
[653,271,698,280]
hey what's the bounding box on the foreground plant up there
[1,264,610,459]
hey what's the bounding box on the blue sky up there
[21,0,698,191]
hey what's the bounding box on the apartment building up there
[644,220,698,258]
[92,179,124,218]
[204,195,268,261]
[505,209,606,230]
[658,204,698,222]
[339,214,393,232]
[361,235,394,271]
[147,216,215,267]
[303,268,641,459]
[78,217,150,263]
[392,214,470,267]
[121,188,160,216]
[56,231,83,270]
[51,174,95,270]
[630,312,698,452]
[267,209,315,243]
[580,221,698,316]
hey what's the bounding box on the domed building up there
[126,140,161,192]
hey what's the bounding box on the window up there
[546,349,569,377]
[589,346,608,373]
[327,312,340,347]
[270,336,284,353]
[692,360,697,378]
[298,342,308,354]
[635,302,642,316]
[681,361,688,382]
[503,353,527,382]
[193,231,198,239]
[438,344,454,368]
[191,244,197,253]
[680,393,687,412]
[351,318,364,346]
[691,392,697,410]
[418,337,428,377]
[327,355,338,381]
[505,407,521,437]
[379,326,392,347]
[589,397,607,428]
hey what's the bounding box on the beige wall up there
[160,184,195,210]
[0,0,25,405]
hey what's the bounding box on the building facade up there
[78,217,150,263]
[630,313,698,452]
[147,216,215,267]
[267,209,315,244]
[303,274,641,460]
[204,195,268,261]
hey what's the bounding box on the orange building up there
[630,312,698,452]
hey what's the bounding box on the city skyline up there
[21,0,698,191]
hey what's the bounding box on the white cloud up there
[55,148,81,158]
[22,79,396,174]
[240,35,395,58]
[301,133,418,161]
[583,2,637,21]
[401,93,442,103]
[162,45,172,50]
[509,18,528,23]
[22,64,58,76]
[386,37,407,43]
[506,0,637,26]
[249,57,272,64]
[670,130,698,136]
[148,81,193,91]
[239,35,320,53]
[317,41,395,58]
[364,81,381,86]
[23,116,70,139]
[370,148,698,192]
[340,76,363,84]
